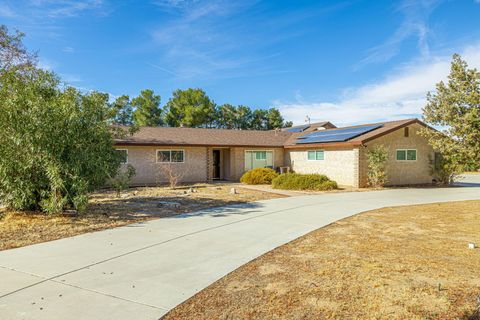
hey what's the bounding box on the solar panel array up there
[295,124,383,144]
[285,124,310,133]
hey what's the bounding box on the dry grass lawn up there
[164,200,480,320]
[0,184,282,251]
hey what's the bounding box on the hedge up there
[272,173,338,191]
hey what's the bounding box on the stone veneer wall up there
[286,148,358,186]
[358,123,435,187]
[117,145,208,186]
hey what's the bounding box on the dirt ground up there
[163,200,480,320]
[0,183,283,251]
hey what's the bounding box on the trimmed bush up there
[240,168,279,185]
[272,173,338,191]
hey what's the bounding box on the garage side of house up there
[358,122,435,187]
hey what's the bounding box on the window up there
[255,151,267,160]
[407,149,417,161]
[115,149,128,164]
[307,150,324,161]
[245,151,274,170]
[396,149,416,161]
[157,150,184,163]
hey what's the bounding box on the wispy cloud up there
[275,43,480,126]
[0,3,17,18]
[62,46,75,53]
[148,0,353,80]
[28,0,106,18]
[356,0,442,69]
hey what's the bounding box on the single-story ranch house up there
[114,118,436,188]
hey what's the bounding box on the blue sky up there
[1,0,480,126]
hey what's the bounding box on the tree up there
[218,103,237,129]
[284,120,293,128]
[0,25,36,73]
[266,108,285,130]
[421,54,480,181]
[251,109,268,130]
[164,88,216,128]
[235,105,252,130]
[132,89,163,126]
[0,26,125,213]
[111,95,133,125]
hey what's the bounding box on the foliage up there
[111,95,133,125]
[111,164,136,197]
[240,168,279,185]
[430,153,458,185]
[165,88,217,128]
[217,103,237,129]
[0,25,36,73]
[156,163,184,189]
[132,89,163,126]
[266,108,285,129]
[420,54,480,180]
[272,173,338,191]
[0,26,125,213]
[366,145,389,188]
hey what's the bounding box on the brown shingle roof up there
[283,118,427,148]
[114,118,428,148]
[115,127,292,147]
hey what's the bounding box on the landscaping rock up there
[62,210,78,217]
[157,201,181,208]
[230,188,237,195]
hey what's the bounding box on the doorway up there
[213,150,221,180]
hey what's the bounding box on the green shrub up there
[366,145,388,188]
[272,173,338,191]
[240,168,279,185]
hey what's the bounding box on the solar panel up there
[285,125,310,133]
[295,124,382,144]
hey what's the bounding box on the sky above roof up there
[1,0,480,126]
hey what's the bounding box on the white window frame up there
[115,149,128,164]
[396,149,417,162]
[307,150,325,161]
[156,149,185,163]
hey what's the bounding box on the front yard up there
[0,184,283,251]
[163,200,480,320]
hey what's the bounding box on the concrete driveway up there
[1,176,480,319]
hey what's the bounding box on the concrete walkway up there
[1,178,479,319]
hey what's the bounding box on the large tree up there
[218,103,237,129]
[251,109,268,130]
[266,108,285,129]
[132,89,163,126]
[0,25,124,213]
[421,54,480,182]
[164,88,216,128]
[235,105,253,130]
[111,95,133,125]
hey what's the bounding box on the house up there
[114,118,435,188]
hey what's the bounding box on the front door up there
[213,150,221,179]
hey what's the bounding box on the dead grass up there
[0,184,283,251]
[163,200,480,320]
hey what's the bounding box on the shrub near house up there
[240,168,279,185]
[272,173,338,191]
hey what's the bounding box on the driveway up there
[1,176,480,320]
